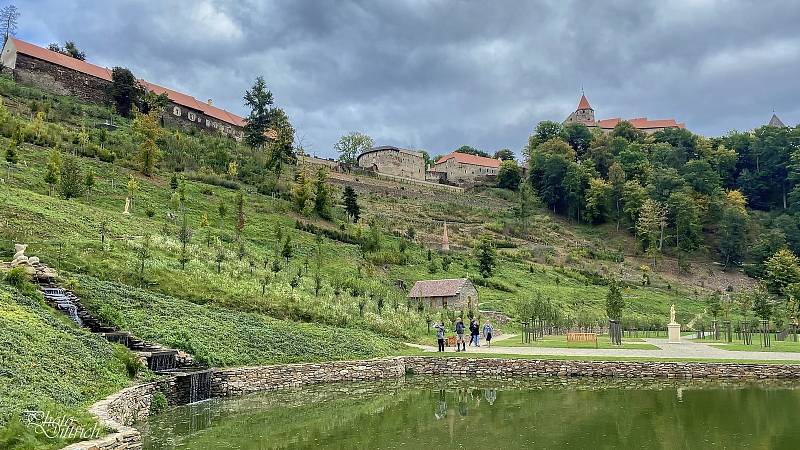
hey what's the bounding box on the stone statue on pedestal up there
[667,303,681,344]
[123,197,130,214]
[670,304,676,324]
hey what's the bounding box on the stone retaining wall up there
[62,356,800,449]
[61,376,178,450]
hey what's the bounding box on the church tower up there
[563,94,596,127]
[768,112,786,128]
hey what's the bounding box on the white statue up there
[669,304,676,324]
[123,197,130,214]
[11,244,28,266]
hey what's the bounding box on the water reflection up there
[140,377,800,450]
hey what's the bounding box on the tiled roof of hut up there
[435,152,501,168]
[408,278,470,298]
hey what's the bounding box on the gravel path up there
[407,337,800,361]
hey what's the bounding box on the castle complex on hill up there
[563,94,685,134]
[0,38,246,140]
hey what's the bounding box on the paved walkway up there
[407,337,800,361]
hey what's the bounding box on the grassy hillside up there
[0,281,133,450]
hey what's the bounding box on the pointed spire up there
[768,113,786,128]
[577,94,592,111]
[442,221,450,251]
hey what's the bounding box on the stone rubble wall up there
[62,356,800,449]
[60,376,178,450]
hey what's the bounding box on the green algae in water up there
[139,377,800,449]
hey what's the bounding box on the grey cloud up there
[16,0,800,158]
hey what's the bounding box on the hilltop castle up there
[563,94,685,134]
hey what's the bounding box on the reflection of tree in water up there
[435,389,447,420]
[457,389,468,417]
[484,389,497,405]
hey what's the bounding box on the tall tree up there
[493,148,515,161]
[334,131,373,165]
[343,185,360,222]
[313,167,331,218]
[47,41,86,60]
[719,190,749,267]
[132,110,161,176]
[667,189,701,251]
[564,123,593,157]
[243,76,274,150]
[455,145,489,158]
[292,161,315,216]
[764,249,800,296]
[636,199,667,264]
[265,108,295,174]
[109,67,143,118]
[583,177,612,224]
[496,159,522,190]
[0,5,19,44]
[608,162,626,230]
[610,120,645,143]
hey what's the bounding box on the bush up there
[149,391,168,415]
[145,208,156,218]
[4,267,30,289]
[185,171,240,190]
[113,345,144,378]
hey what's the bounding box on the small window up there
[187,112,196,121]
[173,106,181,116]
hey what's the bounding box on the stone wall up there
[14,54,111,105]
[357,148,426,181]
[60,375,179,450]
[61,356,800,449]
[211,358,406,397]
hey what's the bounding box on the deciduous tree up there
[334,131,373,165]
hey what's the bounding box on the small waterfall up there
[188,370,212,404]
[148,351,178,372]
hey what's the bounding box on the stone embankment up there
[62,356,800,449]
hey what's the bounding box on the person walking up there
[483,320,493,347]
[469,318,480,347]
[455,318,466,351]
[435,322,446,352]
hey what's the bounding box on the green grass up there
[706,339,800,353]
[74,275,401,366]
[488,334,659,350]
[0,283,134,450]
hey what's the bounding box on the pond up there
[139,377,800,449]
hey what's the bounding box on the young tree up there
[605,281,625,320]
[476,236,496,278]
[0,5,19,44]
[313,235,323,296]
[496,159,522,190]
[334,131,373,165]
[132,110,161,176]
[214,238,226,273]
[170,173,179,190]
[127,175,139,212]
[109,67,143,118]
[178,208,191,269]
[5,138,18,182]
[44,149,61,196]
[84,169,95,201]
[235,191,245,240]
[217,198,227,229]
[136,233,152,286]
[200,213,211,247]
[59,156,84,199]
[291,162,315,215]
[243,76,274,150]
[313,167,331,218]
[343,185,360,222]
[281,234,293,264]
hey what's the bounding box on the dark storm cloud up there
[16,0,800,158]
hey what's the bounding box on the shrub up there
[113,345,144,378]
[4,267,30,289]
[149,391,168,415]
[145,208,156,218]
[185,171,240,190]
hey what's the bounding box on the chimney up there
[207,99,213,105]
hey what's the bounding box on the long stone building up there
[0,37,245,139]
[564,94,685,134]
[356,145,426,180]
[431,151,501,183]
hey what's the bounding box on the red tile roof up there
[435,152,501,168]
[577,94,592,110]
[10,38,246,129]
[597,117,684,130]
[408,278,471,298]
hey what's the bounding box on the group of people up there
[434,318,493,352]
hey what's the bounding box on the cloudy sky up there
[15,0,800,158]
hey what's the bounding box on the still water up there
[139,377,800,449]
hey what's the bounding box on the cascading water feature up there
[41,286,83,326]
[148,351,178,372]
[188,370,212,404]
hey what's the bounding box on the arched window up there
[172,106,181,116]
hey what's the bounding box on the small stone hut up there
[407,278,477,309]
